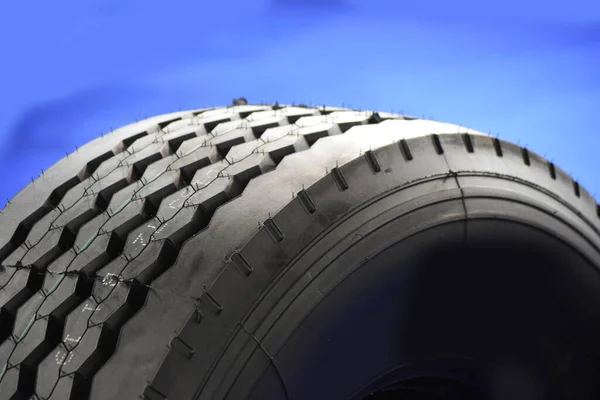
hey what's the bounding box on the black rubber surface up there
[0,104,599,400]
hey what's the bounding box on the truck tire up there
[0,103,599,400]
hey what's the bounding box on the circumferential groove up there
[492,138,503,157]
[263,218,285,243]
[573,180,580,198]
[398,139,413,161]
[548,162,556,180]
[461,133,474,153]
[431,134,444,155]
[297,190,317,214]
[364,150,381,173]
[231,252,253,276]
[331,167,349,191]
[521,148,531,166]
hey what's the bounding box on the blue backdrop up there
[1,0,599,208]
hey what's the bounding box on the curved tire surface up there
[0,104,599,400]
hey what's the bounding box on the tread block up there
[328,111,370,132]
[35,363,72,400]
[150,210,196,243]
[88,282,129,328]
[0,269,29,311]
[113,131,149,155]
[0,367,19,399]
[294,115,331,127]
[123,134,159,155]
[120,239,179,281]
[296,122,343,146]
[189,161,230,189]
[102,200,147,235]
[70,233,115,275]
[248,107,320,124]
[259,134,310,164]
[58,181,90,212]
[20,227,73,269]
[159,118,190,133]
[122,218,169,260]
[45,252,77,276]
[15,208,63,258]
[72,213,111,254]
[247,116,288,137]
[1,245,27,267]
[184,177,233,211]
[159,132,199,158]
[0,340,14,371]
[260,125,298,142]
[154,188,196,222]
[84,169,129,200]
[134,173,178,204]
[55,197,101,230]
[169,148,221,187]
[61,269,125,348]
[205,127,255,157]
[224,153,277,191]
[125,152,164,184]
[194,114,237,134]
[59,324,102,376]
[38,275,79,317]
[77,151,114,182]
[225,139,263,163]
[157,177,230,221]
[91,151,131,180]
[87,284,195,400]
[10,295,46,365]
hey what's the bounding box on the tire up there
[0,103,599,400]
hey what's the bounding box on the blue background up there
[1,0,599,209]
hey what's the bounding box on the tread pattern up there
[0,104,597,400]
[144,123,600,400]
[0,105,401,400]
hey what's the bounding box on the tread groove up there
[367,112,383,124]
[492,138,503,157]
[200,291,224,315]
[297,190,317,214]
[231,253,253,277]
[331,167,349,191]
[114,132,148,154]
[158,117,182,130]
[398,139,413,161]
[364,150,381,173]
[1,130,151,266]
[263,218,285,243]
[3,104,599,400]
[164,132,197,156]
[431,134,444,155]
[78,151,113,181]
[61,167,241,397]
[521,148,531,166]
[548,162,557,180]
[462,133,474,153]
